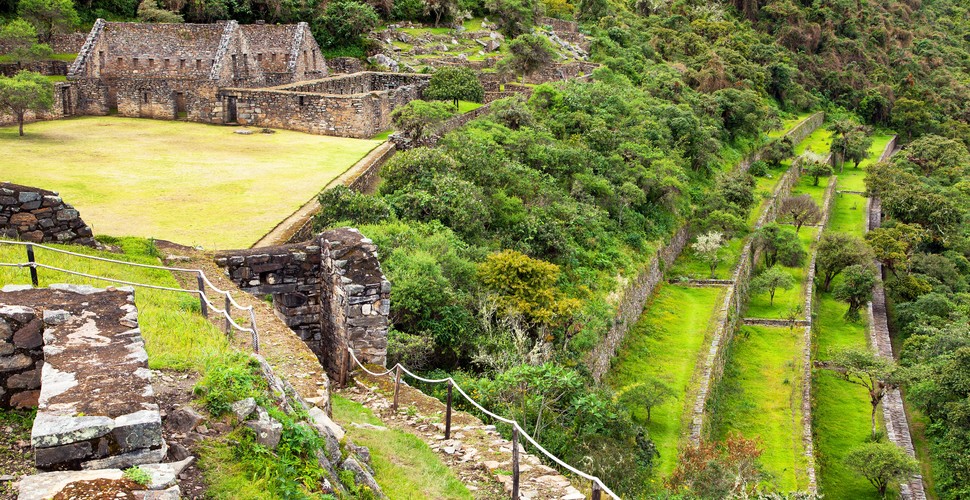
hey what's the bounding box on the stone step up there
[0,284,164,471]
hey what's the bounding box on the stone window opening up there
[98,51,104,68]
[299,95,305,106]
[148,58,154,68]
[257,53,262,62]
[271,53,276,62]
[142,91,149,104]
[163,58,169,68]
[195,59,202,70]
[117,57,122,66]
[179,59,185,69]
[132,57,138,67]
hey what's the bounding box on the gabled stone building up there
[67,20,326,121]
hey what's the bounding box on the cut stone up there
[18,469,124,500]
[0,353,35,373]
[31,413,114,448]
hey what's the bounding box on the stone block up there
[0,353,33,372]
[18,191,40,203]
[10,390,40,408]
[112,410,163,452]
[32,413,114,449]
[0,339,12,356]
[13,318,43,349]
[34,441,94,467]
[165,406,204,433]
[9,212,37,226]
[7,365,42,389]
[17,469,124,500]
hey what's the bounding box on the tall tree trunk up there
[17,112,25,136]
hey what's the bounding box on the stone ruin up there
[0,182,97,247]
[216,228,389,377]
[0,284,164,471]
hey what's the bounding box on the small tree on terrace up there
[780,194,822,233]
[816,232,873,291]
[424,0,458,28]
[798,151,834,186]
[753,223,805,268]
[866,222,927,277]
[621,378,674,423]
[667,434,765,498]
[750,266,795,306]
[506,34,555,82]
[833,264,876,321]
[424,67,484,109]
[822,347,899,441]
[845,442,920,498]
[0,70,53,136]
[692,231,726,278]
[762,136,795,168]
[0,18,53,66]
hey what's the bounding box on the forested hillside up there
[3,0,970,497]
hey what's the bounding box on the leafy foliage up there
[0,70,53,136]
[312,0,379,48]
[424,67,484,108]
[844,442,920,498]
[750,265,794,306]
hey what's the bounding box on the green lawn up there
[713,324,808,491]
[827,192,867,237]
[795,126,833,157]
[457,100,483,113]
[332,395,473,499]
[668,237,745,280]
[832,133,895,192]
[606,284,725,475]
[746,227,816,319]
[790,174,829,207]
[0,116,382,249]
[767,112,814,139]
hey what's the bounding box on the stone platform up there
[0,284,164,470]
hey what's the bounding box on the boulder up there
[231,397,257,421]
[244,408,282,449]
[165,407,204,434]
[341,457,386,499]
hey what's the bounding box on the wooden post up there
[511,426,520,499]
[224,294,231,333]
[26,244,38,287]
[591,481,602,500]
[445,381,453,439]
[196,275,207,319]
[392,364,402,411]
[339,348,349,389]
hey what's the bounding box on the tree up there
[622,378,674,423]
[753,223,805,268]
[486,0,540,37]
[477,249,579,328]
[17,0,78,43]
[312,0,379,48]
[762,136,794,168]
[506,34,555,81]
[390,100,456,140]
[833,264,876,321]
[667,434,765,498]
[577,0,609,21]
[824,347,898,440]
[750,266,795,306]
[0,18,53,66]
[424,0,458,28]
[137,0,184,22]
[692,231,726,278]
[844,130,874,169]
[313,185,392,230]
[816,232,873,291]
[845,442,920,498]
[892,97,933,141]
[424,67,484,109]
[799,152,834,186]
[780,194,821,233]
[0,70,53,136]
[865,222,926,276]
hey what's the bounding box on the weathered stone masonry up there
[0,182,96,247]
[217,228,389,376]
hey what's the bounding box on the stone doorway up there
[227,96,238,123]
[174,92,187,119]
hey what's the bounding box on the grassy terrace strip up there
[605,284,726,476]
[0,117,382,249]
[811,132,899,499]
[332,395,473,499]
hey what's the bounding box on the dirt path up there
[342,372,588,500]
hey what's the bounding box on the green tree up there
[390,100,456,140]
[477,249,579,328]
[136,0,183,22]
[750,265,795,306]
[753,223,805,268]
[621,378,674,423]
[312,0,379,48]
[577,0,608,21]
[486,0,540,37]
[825,347,899,440]
[424,0,458,28]
[0,18,53,65]
[833,264,876,321]
[844,442,920,498]
[844,130,874,169]
[762,136,794,168]
[313,185,392,230]
[0,70,53,136]
[506,33,555,81]
[424,67,484,109]
[16,0,78,43]
[865,222,926,276]
[892,98,934,141]
[799,152,833,186]
[816,232,873,291]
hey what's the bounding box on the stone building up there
[67,20,326,121]
[58,20,430,137]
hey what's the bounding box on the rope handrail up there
[346,348,620,499]
[0,239,254,312]
[0,240,260,351]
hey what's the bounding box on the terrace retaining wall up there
[0,182,96,247]
[0,305,44,409]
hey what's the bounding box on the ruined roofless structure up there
[68,19,326,122]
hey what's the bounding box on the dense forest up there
[3,0,970,497]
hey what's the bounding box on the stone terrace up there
[0,285,163,471]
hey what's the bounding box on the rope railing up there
[346,348,620,500]
[0,239,260,353]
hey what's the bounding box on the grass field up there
[713,324,808,491]
[606,284,725,475]
[333,395,473,499]
[0,116,382,249]
[746,227,816,319]
[668,237,745,280]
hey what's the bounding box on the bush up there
[312,0,379,48]
[313,185,393,230]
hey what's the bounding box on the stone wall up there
[0,60,69,77]
[216,228,389,376]
[0,82,73,127]
[587,226,690,380]
[0,183,96,247]
[51,33,87,54]
[279,72,427,95]
[220,73,427,138]
[328,57,365,74]
[0,304,44,409]
[786,112,825,148]
[523,61,598,85]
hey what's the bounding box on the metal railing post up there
[445,380,453,439]
[512,426,520,499]
[196,274,207,318]
[26,244,38,286]
[392,364,402,411]
[592,481,602,500]
[224,294,231,333]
